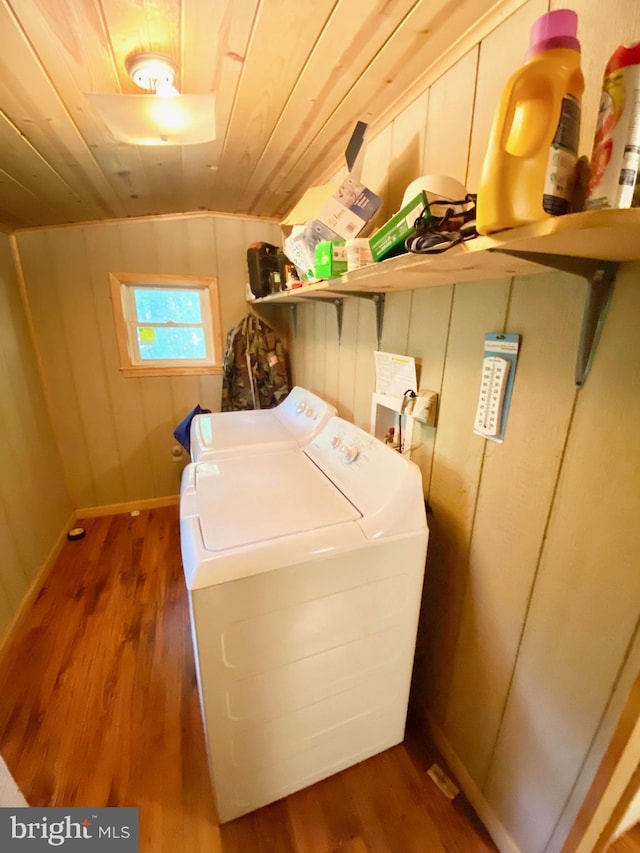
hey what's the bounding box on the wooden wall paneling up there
[352,299,380,431]
[79,224,157,504]
[139,375,183,498]
[423,47,479,184]
[216,218,260,335]
[335,299,361,422]
[117,220,177,499]
[0,357,43,590]
[322,298,341,410]
[45,228,127,506]
[288,305,304,390]
[0,407,61,595]
[405,285,454,496]
[550,631,640,853]
[465,0,548,192]
[387,91,430,216]
[0,0,126,221]
[441,270,584,788]
[550,0,640,162]
[379,291,413,356]
[0,540,14,636]
[417,278,511,725]
[210,0,338,209]
[245,0,420,216]
[298,302,316,392]
[198,373,223,415]
[99,224,157,501]
[293,301,314,393]
[16,231,96,508]
[267,0,509,215]
[0,237,71,542]
[312,302,328,399]
[0,233,70,621]
[482,262,640,853]
[0,502,29,616]
[0,196,29,232]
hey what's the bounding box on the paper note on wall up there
[139,327,156,343]
[374,351,417,396]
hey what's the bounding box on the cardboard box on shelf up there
[281,122,382,280]
[314,240,348,279]
[369,192,427,262]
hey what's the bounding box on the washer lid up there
[191,410,294,458]
[194,451,361,552]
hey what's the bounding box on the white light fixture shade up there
[86,92,216,146]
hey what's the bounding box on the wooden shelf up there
[248,209,640,303]
[248,208,640,386]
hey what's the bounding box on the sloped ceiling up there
[0,0,519,230]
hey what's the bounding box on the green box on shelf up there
[314,240,348,279]
[369,192,428,262]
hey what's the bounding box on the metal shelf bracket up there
[294,296,345,343]
[333,298,344,345]
[333,291,386,349]
[491,250,618,387]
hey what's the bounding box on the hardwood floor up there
[609,825,640,852]
[0,507,496,852]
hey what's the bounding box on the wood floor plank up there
[609,824,640,852]
[0,506,495,853]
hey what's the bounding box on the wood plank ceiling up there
[0,0,515,230]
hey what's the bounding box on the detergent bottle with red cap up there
[477,9,584,234]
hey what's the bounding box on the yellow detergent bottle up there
[477,9,584,234]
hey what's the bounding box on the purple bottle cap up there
[527,9,580,57]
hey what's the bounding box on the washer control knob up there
[305,408,315,418]
[341,446,359,463]
[296,401,306,414]
[331,435,342,449]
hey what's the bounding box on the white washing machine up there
[179,415,428,823]
[189,386,336,461]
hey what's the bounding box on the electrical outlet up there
[412,391,438,425]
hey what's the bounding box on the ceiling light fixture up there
[85,51,216,146]
[125,52,177,92]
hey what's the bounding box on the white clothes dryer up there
[180,415,428,823]
[189,386,336,461]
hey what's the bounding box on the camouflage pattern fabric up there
[221,314,290,411]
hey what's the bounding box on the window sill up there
[119,365,223,378]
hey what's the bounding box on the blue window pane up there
[134,288,202,324]
[137,326,206,361]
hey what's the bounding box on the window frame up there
[109,271,223,377]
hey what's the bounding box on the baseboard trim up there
[75,495,179,519]
[0,510,76,660]
[421,709,521,853]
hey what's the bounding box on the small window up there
[110,272,223,377]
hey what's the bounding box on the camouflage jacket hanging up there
[221,314,290,411]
